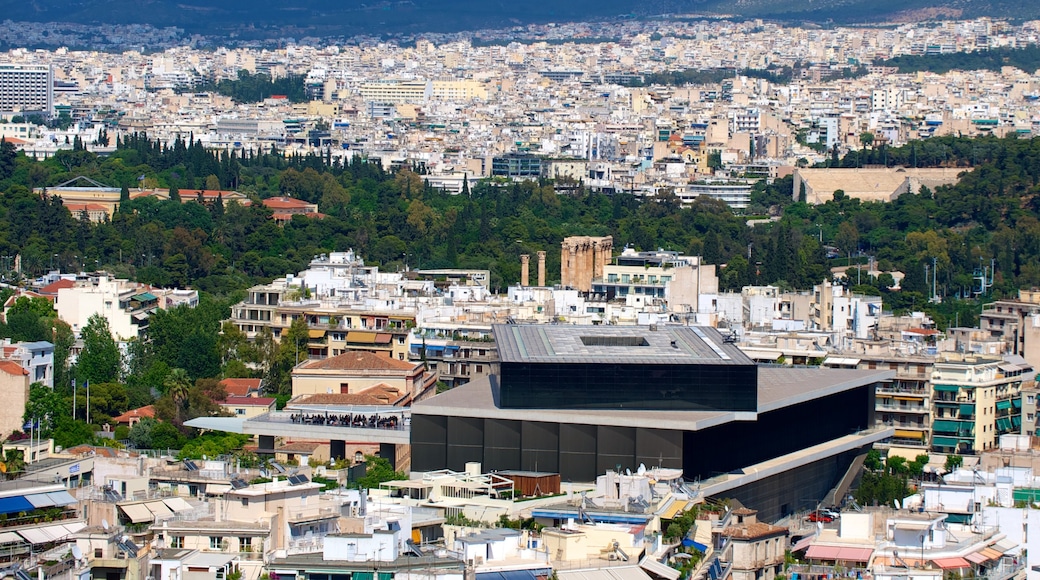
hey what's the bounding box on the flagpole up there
[72,378,76,421]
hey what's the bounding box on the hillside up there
[6,0,1040,38]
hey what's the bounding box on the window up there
[241,497,249,507]
[210,536,223,549]
[236,409,246,415]
[94,548,103,558]
[171,536,184,549]
[239,537,252,551]
[398,353,404,360]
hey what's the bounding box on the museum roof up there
[493,324,752,366]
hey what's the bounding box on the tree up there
[944,454,963,472]
[164,368,192,405]
[24,383,65,435]
[354,455,406,490]
[76,314,121,385]
[859,132,875,151]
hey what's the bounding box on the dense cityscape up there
[0,10,1039,580]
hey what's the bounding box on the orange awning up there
[933,557,971,570]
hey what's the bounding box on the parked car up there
[806,511,835,523]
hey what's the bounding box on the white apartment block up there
[0,64,52,114]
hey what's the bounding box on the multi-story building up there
[591,248,718,312]
[930,355,1034,455]
[491,153,542,180]
[0,339,54,388]
[0,64,52,114]
[55,275,198,340]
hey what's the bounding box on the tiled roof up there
[299,350,418,372]
[0,361,28,376]
[40,279,75,294]
[219,378,262,396]
[112,405,155,423]
[263,196,315,209]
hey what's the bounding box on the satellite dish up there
[102,519,110,531]
[893,499,902,510]
[71,545,83,560]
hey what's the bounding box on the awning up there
[346,331,376,343]
[206,483,232,495]
[805,546,873,562]
[895,396,921,402]
[47,491,78,506]
[640,557,681,580]
[894,430,924,439]
[145,501,173,518]
[982,547,1005,560]
[993,539,1019,553]
[933,436,960,447]
[0,531,23,544]
[17,523,75,545]
[375,333,392,344]
[308,329,326,339]
[24,493,57,508]
[933,557,971,570]
[132,292,158,301]
[118,503,154,524]
[163,497,194,512]
[933,420,961,433]
[823,357,860,366]
[1013,399,1022,408]
[894,522,930,531]
[791,536,815,552]
[998,418,1012,431]
[965,552,989,565]
[997,400,1012,411]
[959,404,974,416]
[660,500,689,520]
[934,384,960,392]
[0,496,33,515]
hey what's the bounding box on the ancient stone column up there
[537,251,546,287]
[520,254,530,287]
[562,240,576,289]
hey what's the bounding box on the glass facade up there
[498,361,757,411]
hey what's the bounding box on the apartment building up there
[931,355,1034,455]
[0,63,52,114]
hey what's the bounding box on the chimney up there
[537,251,546,286]
[520,254,530,287]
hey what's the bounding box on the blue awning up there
[682,539,708,552]
[0,496,34,515]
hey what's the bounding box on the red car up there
[806,511,835,523]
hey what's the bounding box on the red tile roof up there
[299,350,419,372]
[40,279,75,294]
[112,405,155,423]
[263,196,315,209]
[0,361,28,376]
[219,378,262,397]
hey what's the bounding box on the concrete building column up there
[520,254,530,287]
[330,439,346,461]
[537,251,546,286]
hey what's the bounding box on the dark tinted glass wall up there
[682,383,876,480]
[499,362,756,411]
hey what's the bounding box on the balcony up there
[876,403,929,414]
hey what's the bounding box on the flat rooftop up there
[493,324,752,365]
[411,367,893,430]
